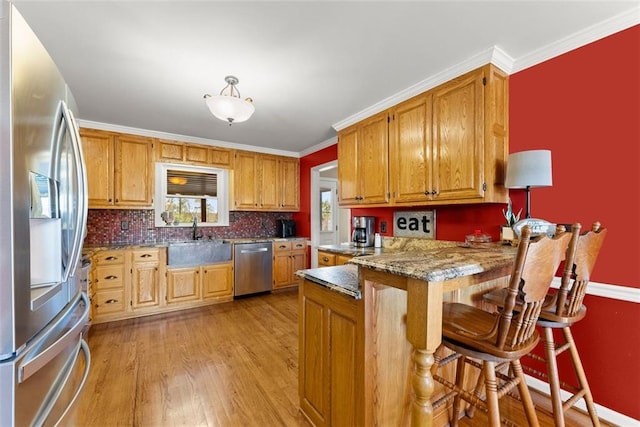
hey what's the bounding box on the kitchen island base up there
[298,269,510,426]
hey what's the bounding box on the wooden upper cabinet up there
[155,138,233,168]
[115,134,154,207]
[339,63,508,208]
[279,157,300,211]
[232,151,300,212]
[338,111,389,206]
[80,128,153,209]
[233,150,260,209]
[431,67,485,201]
[259,154,280,210]
[81,129,114,207]
[389,92,432,203]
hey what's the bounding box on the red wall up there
[297,25,640,420]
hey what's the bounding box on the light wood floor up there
[67,289,610,427]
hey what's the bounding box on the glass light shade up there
[505,149,553,189]
[205,95,255,123]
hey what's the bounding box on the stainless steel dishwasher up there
[234,242,273,296]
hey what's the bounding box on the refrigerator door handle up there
[58,101,88,282]
[18,293,89,383]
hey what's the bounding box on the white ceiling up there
[13,1,640,156]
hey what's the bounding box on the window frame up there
[154,162,229,227]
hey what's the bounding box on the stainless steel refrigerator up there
[0,4,91,426]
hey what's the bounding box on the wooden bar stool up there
[431,224,581,427]
[483,222,607,426]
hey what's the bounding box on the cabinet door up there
[279,157,300,211]
[290,251,306,283]
[431,69,484,201]
[337,127,359,206]
[390,93,433,203]
[233,151,259,209]
[114,134,153,207]
[80,129,114,207]
[273,252,292,289]
[185,145,209,165]
[358,112,389,204]
[202,263,233,299]
[209,147,233,167]
[156,139,184,162]
[259,155,279,210]
[131,263,160,309]
[166,267,200,303]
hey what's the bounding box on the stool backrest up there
[497,223,581,349]
[554,222,607,317]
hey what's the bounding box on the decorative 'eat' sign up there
[393,211,436,239]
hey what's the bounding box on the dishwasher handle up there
[239,247,269,254]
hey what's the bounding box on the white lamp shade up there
[505,149,553,189]
[205,95,255,123]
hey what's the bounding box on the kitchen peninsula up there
[297,239,517,426]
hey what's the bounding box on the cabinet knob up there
[322,257,329,262]
[141,254,152,258]
[104,299,118,304]
[105,256,118,261]
[105,275,118,280]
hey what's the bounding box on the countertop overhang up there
[300,240,517,298]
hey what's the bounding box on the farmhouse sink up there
[167,240,232,267]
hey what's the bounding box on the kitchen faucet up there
[192,216,202,240]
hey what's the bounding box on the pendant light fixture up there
[204,75,254,125]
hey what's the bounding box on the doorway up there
[310,160,350,267]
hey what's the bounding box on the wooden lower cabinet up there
[166,267,201,304]
[299,279,364,426]
[166,262,234,305]
[131,248,161,310]
[273,241,307,290]
[90,247,233,324]
[299,272,510,426]
[317,250,352,267]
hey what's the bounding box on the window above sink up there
[154,163,229,227]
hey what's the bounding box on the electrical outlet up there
[380,221,387,233]
[121,221,129,230]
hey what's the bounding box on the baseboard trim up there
[525,375,640,426]
[550,277,640,304]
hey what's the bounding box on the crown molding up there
[330,6,640,135]
[299,135,338,158]
[513,6,640,73]
[332,46,513,132]
[77,119,300,158]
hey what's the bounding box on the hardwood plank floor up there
[66,289,610,426]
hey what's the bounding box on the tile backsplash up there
[84,209,294,246]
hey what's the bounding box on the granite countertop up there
[304,238,516,298]
[296,264,360,298]
[84,237,309,254]
[349,243,517,283]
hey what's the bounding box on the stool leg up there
[483,361,502,427]
[543,326,565,427]
[451,355,467,427]
[513,359,540,427]
[563,326,601,427]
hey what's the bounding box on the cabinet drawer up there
[131,248,160,263]
[274,241,292,252]
[94,289,126,315]
[292,241,307,251]
[94,250,125,265]
[336,255,353,266]
[318,252,336,266]
[94,265,125,290]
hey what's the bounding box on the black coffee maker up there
[277,219,296,238]
[351,216,375,247]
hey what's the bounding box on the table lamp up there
[505,150,553,218]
